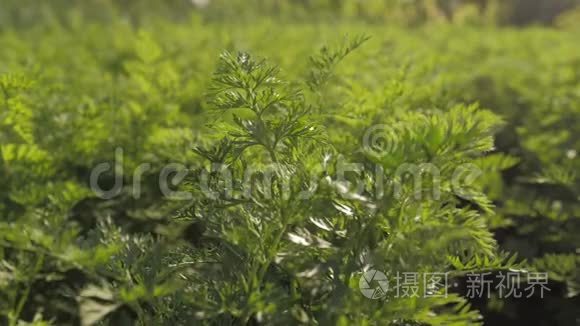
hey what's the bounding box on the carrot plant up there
[0,2,578,325]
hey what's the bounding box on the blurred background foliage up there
[1,0,580,28]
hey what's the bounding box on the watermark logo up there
[87,124,486,202]
[359,269,389,299]
[465,271,550,299]
[362,124,399,156]
[358,270,550,300]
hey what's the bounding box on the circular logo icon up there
[362,124,398,156]
[359,269,389,299]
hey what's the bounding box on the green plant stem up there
[10,253,45,326]
[241,206,289,324]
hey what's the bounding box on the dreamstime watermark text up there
[89,124,484,201]
[89,149,483,202]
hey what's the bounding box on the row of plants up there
[0,5,578,325]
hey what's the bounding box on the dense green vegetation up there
[0,1,578,325]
